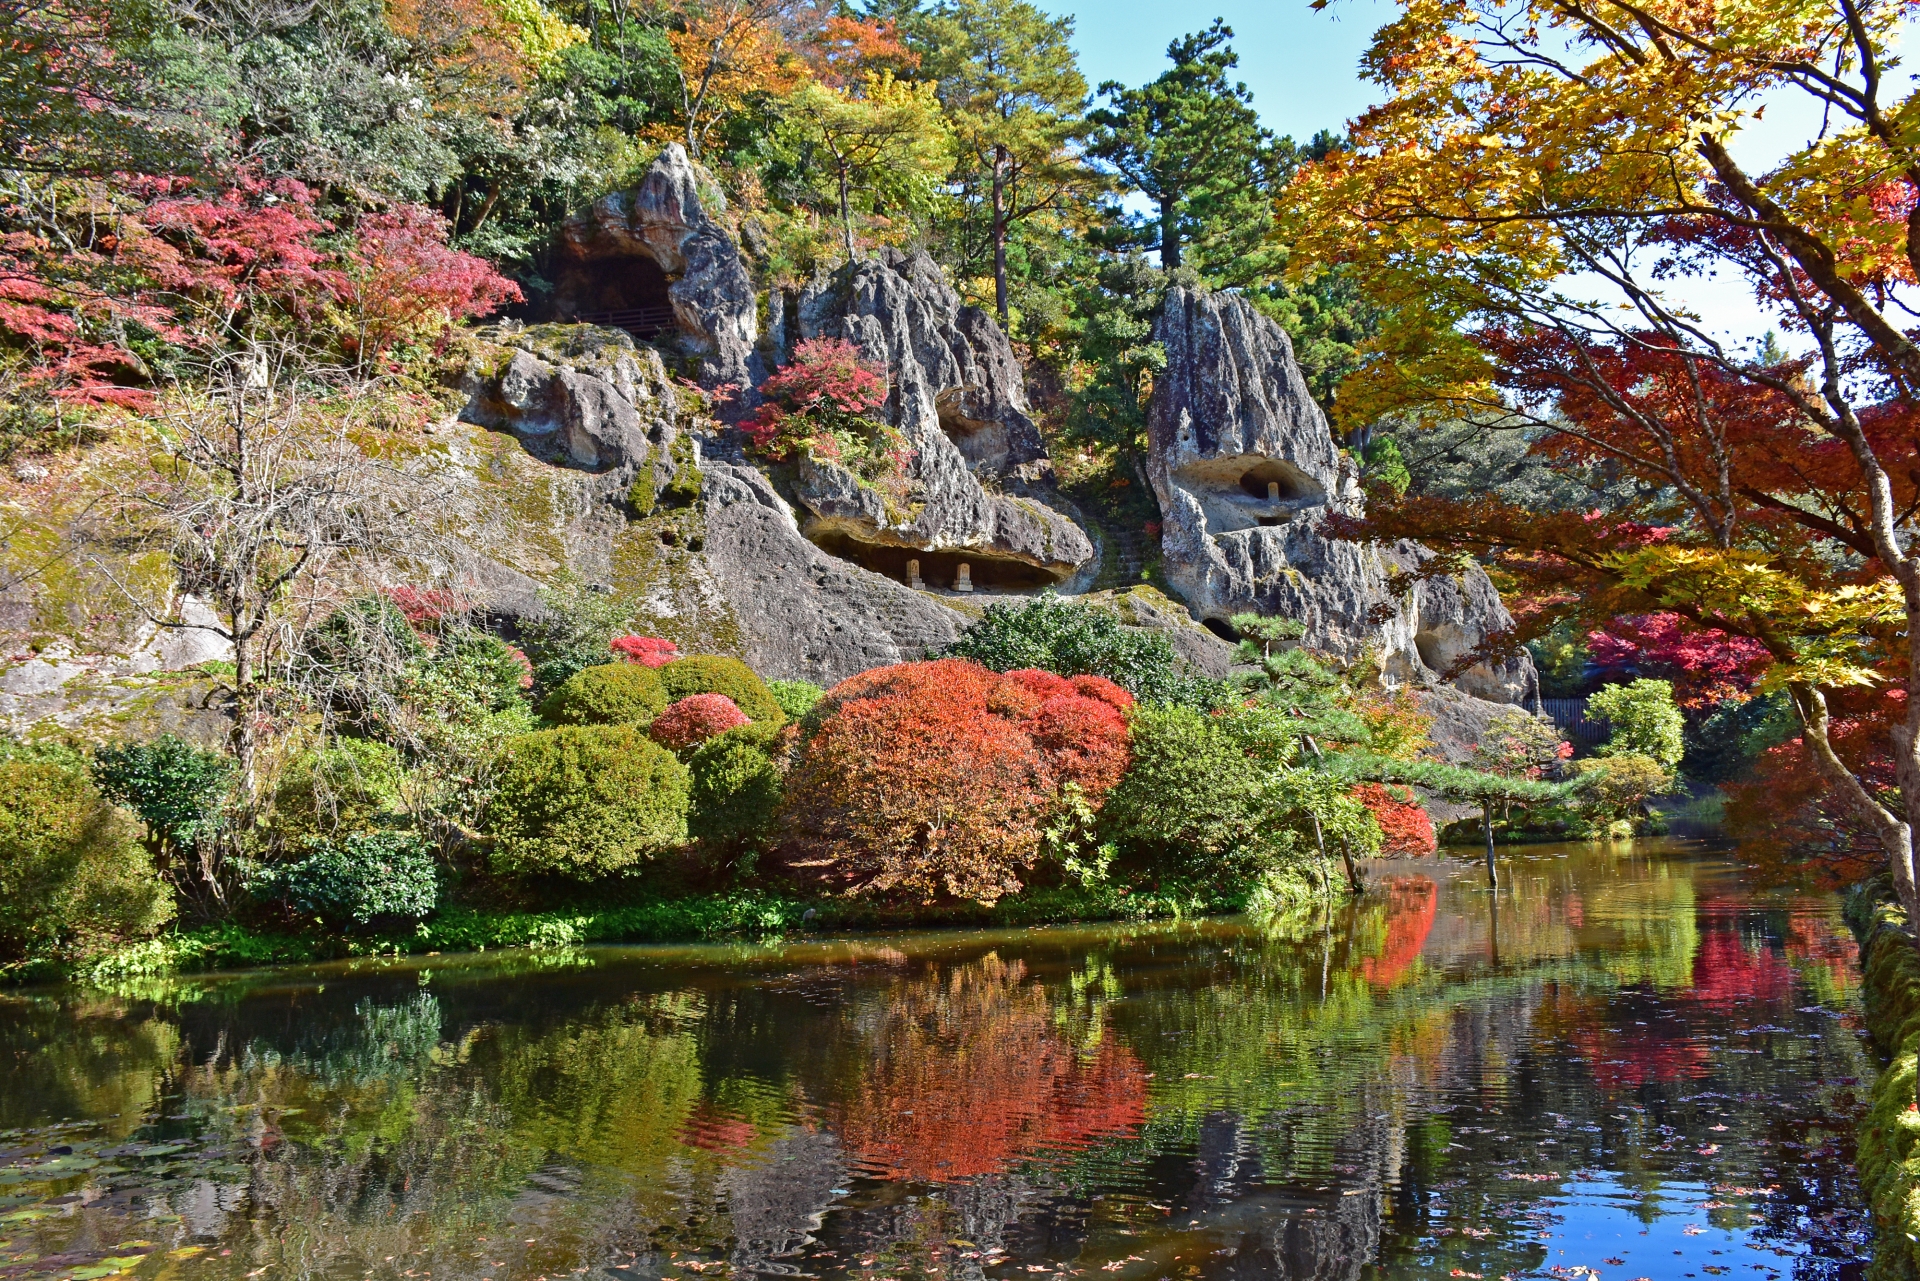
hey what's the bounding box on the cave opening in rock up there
[1238,460,1317,502]
[808,530,1066,592]
[1202,617,1241,643]
[1414,629,1447,673]
[558,254,675,338]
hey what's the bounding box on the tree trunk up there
[1340,839,1363,895]
[1483,804,1499,890]
[1159,197,1180,269]
[839,169,856,264]
[992,145,1009,324]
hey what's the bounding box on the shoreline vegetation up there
[1844,878,1920,1281]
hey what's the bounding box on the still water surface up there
[0,842,1878,1281]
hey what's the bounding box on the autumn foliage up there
[833,956,1148,1181]
[651,694,751,752]
[610,635,680,668]
[1351,783,1436,856]
[777,659,1132,902]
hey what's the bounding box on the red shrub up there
[610,635,679,668]
[778,659,1133,902]
[650,694,750,751]
[1351,782,1437,856]
[338,205,520,364]
[383,586,463,627]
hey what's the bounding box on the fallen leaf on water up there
[1698,1144,1720,1155]
[1683,1225,1707,1235]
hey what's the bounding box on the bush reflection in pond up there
[830,954,1148,1181]
[0,844,1877,1281]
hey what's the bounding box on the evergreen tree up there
[918,0,1095,323]
[1086,21,1283,284]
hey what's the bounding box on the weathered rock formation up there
[1149,287,1538,706]
[773,248,1094,591]
[555,144,761,391]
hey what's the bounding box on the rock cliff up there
[1148,287,1538,706]
[555,143,761,393]
[779,248,1093,590]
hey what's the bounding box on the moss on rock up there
[1845,877,1920,1281]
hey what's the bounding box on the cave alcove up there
[807,530,1065,592]
[554,253,676,338]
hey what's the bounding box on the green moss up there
[627,468,658,518]
[1844,878,1920,1281]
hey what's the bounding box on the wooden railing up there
[1542,696,1607,744]
[574,304,676,337]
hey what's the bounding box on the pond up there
[0,841,1878,1281]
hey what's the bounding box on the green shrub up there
[484,725,690,876]
[517,574,636,692]
[942,594,1211,705]
[768,679,825,722]
[92,734,233,857]
[659,656,784,727]
[266,738,407,840]
[1105,706,1313,887]
[0,759,173,961]
[688,733,784,851]
[1590,677,1685,770]
[541,662,669,726]
[429,628,533,713]
[264,830,439,927]
[1570,753,1669,819]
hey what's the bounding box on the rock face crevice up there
[1148,286,1539,706]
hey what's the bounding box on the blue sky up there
[1032,0,1399,142]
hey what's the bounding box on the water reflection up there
[0,842,1874,1281]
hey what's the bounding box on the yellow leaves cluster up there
[1605,544,1906,691]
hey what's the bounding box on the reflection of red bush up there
[779,660,1132,902]
[1351,783,1437,856]
[1360,877,1438,986]
[835,957,1148,1181]
[678,1103,757,1152]
[1689,926,1794,1008]
[1572,1025,1712,1089]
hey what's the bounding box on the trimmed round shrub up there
[688,733,784,850]
[265,737,406,841]
[541,662,669,727]
[652,694,751,752]
[768,679,825,722]
[0,759,173,961]
[777,660,1131,902]
[658,656,784,728]
[484,725,689,876]
[268,830,438,926]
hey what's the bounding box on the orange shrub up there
[1351,782,1437,856]
[777,660,1132,902]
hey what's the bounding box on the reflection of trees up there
[831,955,1148,1182]
[1360,877,1437,987]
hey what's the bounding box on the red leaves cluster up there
[777,659,1133,902]
[650,693,750,751]
[383,585,464,626]
[610,635,679,668]
[744,337,890,460]
[1351,783,1437,856]
[833,956,1148,1182]
[0,174,518,412]
[338,205,521,365]
[1586,613,1769,708]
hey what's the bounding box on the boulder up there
[1148,286,1538,706]
[556,144,761,391]
[783,249,1094,590]
[460,324,680,477]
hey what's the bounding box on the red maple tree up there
[778,659,1133,902]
